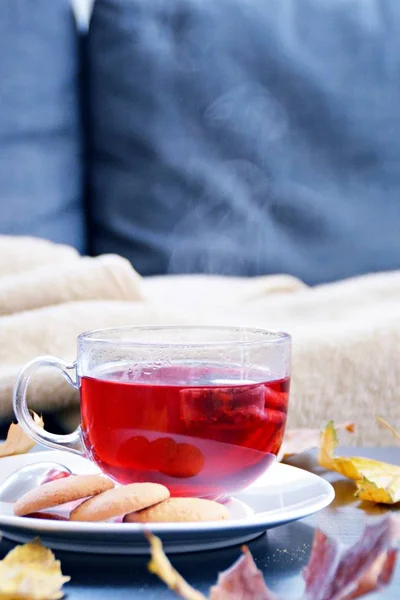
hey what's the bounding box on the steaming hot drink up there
[14,326,291,500]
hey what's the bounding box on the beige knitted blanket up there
[0,236,398,446]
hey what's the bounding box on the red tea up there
[80,364,289,499]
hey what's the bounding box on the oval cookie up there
[14,474,114,517]
[69,482,169,522]
[124,497,230,523]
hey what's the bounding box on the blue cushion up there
[88,0,400,283]
[0,0,85,252]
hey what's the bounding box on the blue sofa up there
[1,0,399,284]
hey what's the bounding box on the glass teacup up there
[13,326,291,500]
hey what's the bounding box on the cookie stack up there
[13,475,230,523]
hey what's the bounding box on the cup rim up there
[77,325,291,348]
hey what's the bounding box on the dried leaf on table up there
[319,421,400,504]
[0,412,44,458]
[0,537,70,599]
[303,515,399,600]
[278,422,354,461]
[147,533,207,600]
[148,533,276,600]
[148,515,399,600]
[209,546,277,600]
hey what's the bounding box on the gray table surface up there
[1,446,399,599]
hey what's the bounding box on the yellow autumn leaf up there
[318,421,400,505]
[356,477,400,504]
[0,538,70,600]
[0,413,44,458]
[147,533,207,600]
[279,422,354,461]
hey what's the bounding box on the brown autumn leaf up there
[0,413,44,458]
[303,515,400,600]
[319,421,400,504]
[0,537,70,599]
[209,547,277,600]
[278,422,354,462]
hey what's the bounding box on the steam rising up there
[166,82,289,275]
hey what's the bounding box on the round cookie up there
[14,474,114,517]
[69,482,170,522]
[124,497,230,523]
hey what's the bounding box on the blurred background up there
[1,0,399,284]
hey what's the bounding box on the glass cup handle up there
[13,356,83,455]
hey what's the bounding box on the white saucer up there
[0,450,334,554]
